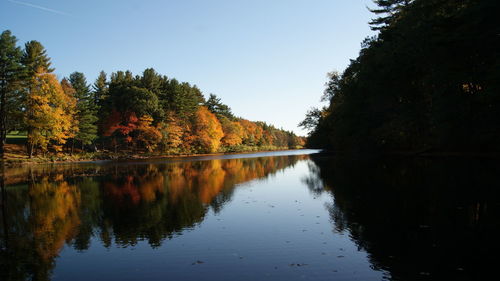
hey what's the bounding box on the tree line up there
[0,30,304,158]
[301,0,499,154]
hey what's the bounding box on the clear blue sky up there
[1,0,376,135]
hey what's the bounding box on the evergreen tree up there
[0,30,24,157]
[162,79,205,118]
[93,71,109,141]
[69,72,98,149]
[205,94,235,119]
[368,0,412,30]
[306,0,500,153]
[93,70,108,105]
[22,40,54,75]
[140,68,163,94]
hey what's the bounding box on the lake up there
[1,150,498,280]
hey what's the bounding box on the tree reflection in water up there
[0,155,306,281]
[306,153,500,281]
[4,152,497,281]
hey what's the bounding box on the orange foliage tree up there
[101,110,138,150]
[102,111,162,152]
[160,112,184,152]
[238,119,263,146]
[219,116,243,147]
[191,106,224,153]
[135,115,162,152]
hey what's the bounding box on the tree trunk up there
[28,141,34,159]
[0,138,4,160]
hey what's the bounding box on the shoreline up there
[2,147,309,167]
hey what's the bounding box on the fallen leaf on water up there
[289,263,308,267]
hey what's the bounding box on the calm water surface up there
[1,150,499,280]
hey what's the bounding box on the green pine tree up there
[205,94,235,119]
[22,40,54,74]
[69,72,98,150]
[0,30,25,157]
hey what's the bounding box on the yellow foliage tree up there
[192,106,224,153]
[60,78,80,147]
[25,70,77,156]
[135,115,162,152]
[161,111,184,152]
[219,116,243,147]
[238,119,263,146]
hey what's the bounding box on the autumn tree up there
[191,106,224,153]
[219,116,243,147]
[99,71,161,150]
[101,110,138,151]
[239,119,263,146]
[160,112,184,152]
[22,41,59,156]
[25,71,76,156]
[60,78,80,151]
[134,115,162,152]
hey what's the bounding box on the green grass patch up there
[6,134,27,144]
[6,135,27,139]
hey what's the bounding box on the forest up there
[0,32,303,161]
[301,0,499,154]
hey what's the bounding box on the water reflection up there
[0,155,307,281]
[306,154,500,281]
[3,152,497,281]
